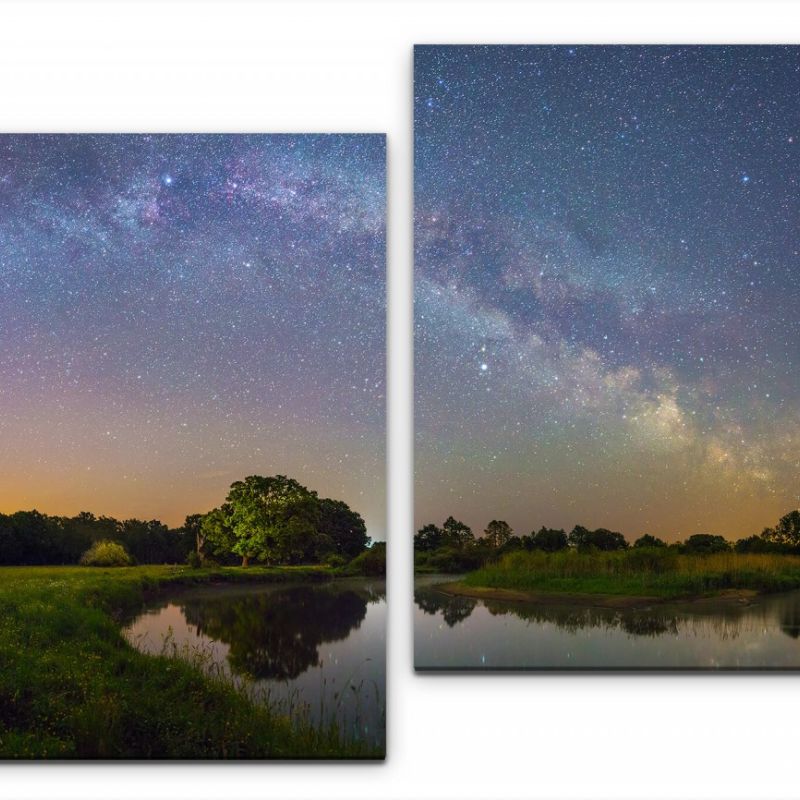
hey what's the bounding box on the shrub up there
[185,550,202,569]
[347,542,386,576]
[79,540,133,567]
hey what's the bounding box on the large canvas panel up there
[0,133,386,756]
[414,45,800,670]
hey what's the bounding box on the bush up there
[79,540,133,567]
[346,543,386,576]
[185,550,202,569]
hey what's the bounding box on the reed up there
[463,549,800,598]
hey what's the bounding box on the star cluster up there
[0,134,385,536]
[415,46,800,540]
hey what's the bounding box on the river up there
[415,574,800,669]
[124,578,385,747]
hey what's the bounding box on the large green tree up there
[200,476,369,566]
[224,475,320,566]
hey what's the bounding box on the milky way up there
[415,46,800,541]
[0,134,385,536]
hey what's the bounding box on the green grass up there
[463,549,800,599]
[0,565,381,759]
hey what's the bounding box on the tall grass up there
[463,549,800,598]
[149,630,383,751]
[0,565,382,759]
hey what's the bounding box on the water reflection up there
[415,576,800,669]
[415,587,476,627]
[182,586,372,680]
[125,580,385,744]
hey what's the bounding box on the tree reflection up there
[414,587,477,627]
[779,600,800,639]
[414,585,762,639]
[181,585,376,680]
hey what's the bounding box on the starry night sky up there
[415,46,800,542]
[0,134,385,536]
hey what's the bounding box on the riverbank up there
[436,581,760,609]
[455,550,800,606]
[0,565,383,759]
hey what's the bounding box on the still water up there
[124,579,385,746]
[415,575,800,669]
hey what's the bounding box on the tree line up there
[414,510,800,572]
[0,510,191,566]
[0,474,372,568]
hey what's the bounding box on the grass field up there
[462,549,800,600]
[0,565,382,759]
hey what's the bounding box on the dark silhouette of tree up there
[0,511,60,564]
[683,534,730,554]
[0,509,192,565]
[569,525,628,551]
[318,498,369,559]
[568,525,592,549]
[442,516,474,549]
[633,534,668,549]
[502,535,525,552]
[414,523,444,552]
[117,518,180,563]
[183,513,205,557]
[763,510,800,548]
[735,534,779,553]
[591,528,629,551]
[483,520,513,548]
[531,527,569,552]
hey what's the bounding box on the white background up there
[2,1,800,798]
